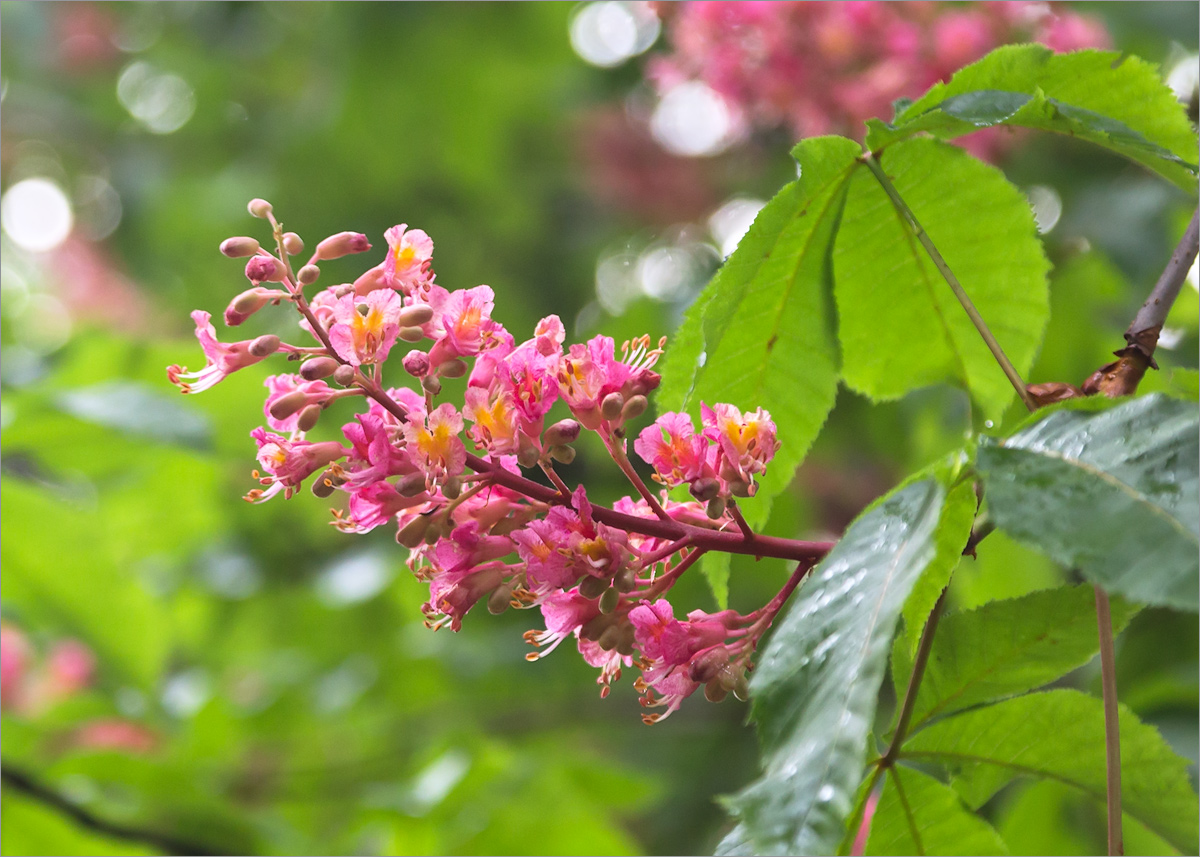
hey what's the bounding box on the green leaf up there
[900,689,1200,853]
[656,135,860,551]
[865,766,1007,856]
[900,479,977,655]
[0,479,170,687]
[54,380,212,449]
[725,480,946,855]
[976,394,1199,611]
[833,138,1050,421]
[896,585,1141,733]
[865,46,1199,192]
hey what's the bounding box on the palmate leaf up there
[832,137,1050,421]
[900,690,1200,853]
[890,585,1141,733]
[865,46,1199,192]
[656,135,860,601]
[976,394,1199,611]
[722,480,945,855]
[864,766,1007,856]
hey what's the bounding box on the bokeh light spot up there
[1,177,74,252]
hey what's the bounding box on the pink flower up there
[167,311,275,393]
[402,403,467,482]
[525,590,600,659]
[426,286,508,367]
[343,481,427,533]
[249,427,347,501]
[328,289,403,366]
[1,624,31,712]
[72,719,158,754]
[578,636,633,698]
[383,224,435,294]
[700,402,780,493]
[463,386,522,455]
[557,335,661,429]
[47,640,95,695]
[634,411,712,488]
[342,412,415,486]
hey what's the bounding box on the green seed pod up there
[550,444,576,465]
[396,515,430,549]
[600,392,625,421]
[269,391,310,421]
[399,326,426,343]
[441,476,462,500]
[597,624,623,652]
[598,586,620,614]
[422,376,442,395]
[706,497,727,520]
[440,359,468,379]
[423,520,444,546]
[297,264,320,285]
[397,473,427,497]
[704,679,728,703]
[487,584,513,615]
[579,575,609,600]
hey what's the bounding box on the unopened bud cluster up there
[168,202,791,722]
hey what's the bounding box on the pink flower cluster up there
[648,1,1110,152]
[170,201,824,722]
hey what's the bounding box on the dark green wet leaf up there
[724,480,945,855]
[864,766,1007,856]
[977,394,1199,611]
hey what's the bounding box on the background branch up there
[1,765,219,855]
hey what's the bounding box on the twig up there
[602,434,672,523]
[1,765,218,855]
[1085,207,1199,397]
[880,593,946,769]
[727,499,754,541]
[1094,587,1124,856]
[861,152,1039,412]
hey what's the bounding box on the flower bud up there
[598,586,620,614]
[333,364,358,387]
[297,264,320,285]
[399,326,426,343]
[549,444,576,465]
[296,404,322,433]
[440,475,462,500]
[220,236,261,258]
[352,265,388,296]
[397,473,428,497]
[248,198,273,218]
[689,477,721,503]
[422,376,442,395]
[224,287,277,326]
[621,395,648,421]
[706,497,727,520]
[688,647,732,683]
[248,335,280,358]
[487,584,513,615]
[600,392,625,421]
[269,390,310,421]
[398,304,434,327]
[439,359,467,379]
[300,356,339,380]
[245,255,285,284]
[282,232,304,255]
[396,515,431,549]
[544,419,581,446]
[423,520,444,546]
[315,231,371,261]
[731,671,750,701]
[516,440,540,470]
[402,350,430,378]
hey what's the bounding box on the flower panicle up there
[168,201,799,722]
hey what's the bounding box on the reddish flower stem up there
[728,499,754,541]
[603,433,672,523]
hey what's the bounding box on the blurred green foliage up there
[1,3,1196,855]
